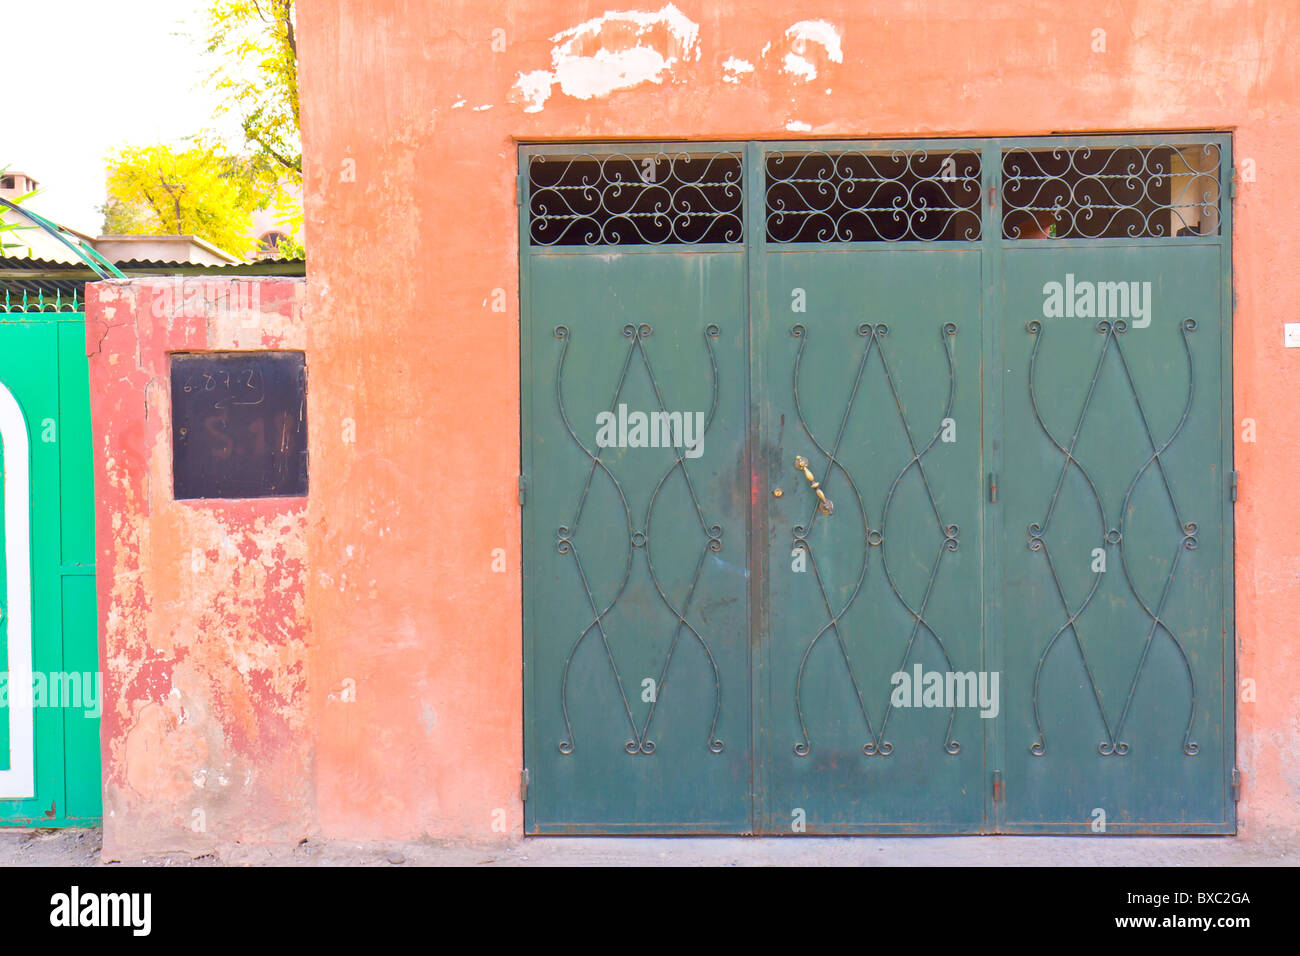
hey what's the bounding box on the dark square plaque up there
[171,351,308,499]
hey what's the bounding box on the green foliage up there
[265,187,305,258]
[273,232,305,259]
[206,0,300,182]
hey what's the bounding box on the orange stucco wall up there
[295,0,1300,840]
[294,0,1300,840]
[91,0,1300,854]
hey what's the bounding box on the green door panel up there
[57,321,102,821]
[0,314,101,826]
[758,249,986,832]
[522,252,752,832]
[997,245,1232,832]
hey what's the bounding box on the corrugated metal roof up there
[109,257,306,270]
[0,255,306,304]
[0,254,305,272]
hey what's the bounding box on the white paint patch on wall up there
[722,57,754,83]
[785,120,812,132]
[783,52,816,81]
[514,4,701,113]
[0,381,33,800]
[781,19,844,82]
[515,72,554,113]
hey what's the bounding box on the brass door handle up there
[794,455,833,515]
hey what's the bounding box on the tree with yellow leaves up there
[101,144,266,258]
[206,0,301,183]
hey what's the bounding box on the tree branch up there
[282,0,296,59]
[156,174,186,233]
[245,121,302,174]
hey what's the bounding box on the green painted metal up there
[521,250,753,833]
[0,198,126,279]
[991,134,1233,833]
[520,134,1234,835]
[1,288,82,313]
[997,243,1232,832]
[757,247,986,833]
[0,310,101,826]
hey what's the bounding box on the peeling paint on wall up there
[88,278,312,859]
[514,3,701,112]
[776,19,843,82]
[722,56,754,83]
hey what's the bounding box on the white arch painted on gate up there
[0,380,33,800]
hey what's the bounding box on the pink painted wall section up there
[295,0,1300,840]
[87,278,311,859]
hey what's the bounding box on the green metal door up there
[995,140,1234,831]
[757,247,986,832]
[0,307,101,826]
[521,146,752,831]
[520,136,1233,834]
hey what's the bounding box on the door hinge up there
[992,770,1004,802]
[988,472,998,504]
[518,474,527,506]
[1231,768,1241,803]
[516,172,527,207]
[520,768,530,803]
[1230,470,1239,502]
[1229,174,1237,200]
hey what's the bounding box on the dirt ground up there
[3,827,1299,866]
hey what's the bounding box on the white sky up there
[2,0,243,234]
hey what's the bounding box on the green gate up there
[0,297,101,826]
[520,135,1234,834]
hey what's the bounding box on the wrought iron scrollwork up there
[790,321,964,758]
[552,323,726,755]
[1002,143,1221,239]
[528,152,743,246]
[1025,318,1200,758]
[766,149,982,243]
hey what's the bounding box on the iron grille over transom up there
[524,139,1227,246]
[527,151,743,246]
[1001,143,1222,239]
[765,148,982,243]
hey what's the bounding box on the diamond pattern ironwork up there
[789,321,963,757]
[1025,318,1200,757]
[552,322,726,756]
